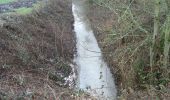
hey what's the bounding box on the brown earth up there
[0,0,78,99]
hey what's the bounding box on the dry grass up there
[0,0,78,99]
[86,0,170,99]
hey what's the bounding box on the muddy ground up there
[0,0,78,99]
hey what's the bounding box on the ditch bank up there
[85,1,169,100]
[0,0,77,99]
[87,0,170,100]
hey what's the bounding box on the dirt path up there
[0,0,43,13]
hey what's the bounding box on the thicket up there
[0,0,76,99]
[88,0,169,99]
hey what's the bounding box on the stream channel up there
[72,0,117,99]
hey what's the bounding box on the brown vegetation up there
[86,0,170,99]
[0,0,77,99]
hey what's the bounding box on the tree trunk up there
[166,0,170,10]
[163,0,170,77]
[150,0,160,69]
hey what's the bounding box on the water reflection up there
[72,0,117,99]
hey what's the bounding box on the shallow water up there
[72,0,117,99]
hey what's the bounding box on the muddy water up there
[72,0,117,99]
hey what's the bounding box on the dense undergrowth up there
[0,0,77,99]
[87,0,170,99]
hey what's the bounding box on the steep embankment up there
[86,0,169,100]
[0,0,76,99]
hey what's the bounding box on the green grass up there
[0,0,16,4]
[13,1,43,15]
[1,0,43,15]
[14,7,33,15]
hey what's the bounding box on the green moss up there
[0,0,16,4]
